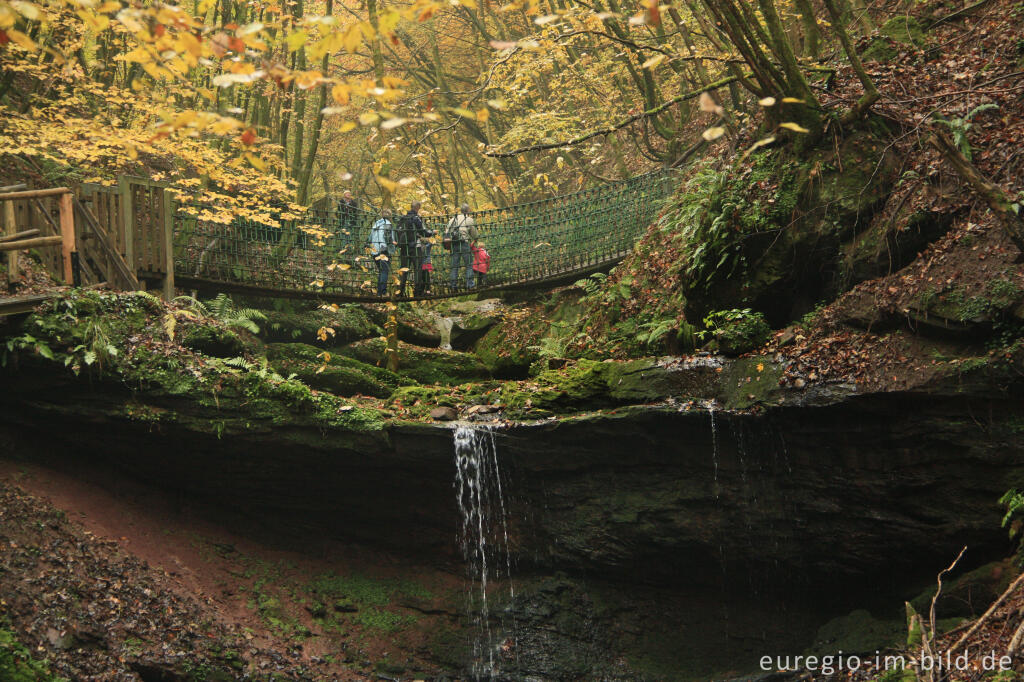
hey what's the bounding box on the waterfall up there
[453,424,515,679]
[708,400,720,495]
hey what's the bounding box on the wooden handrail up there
[0,228,40,243]
[0,187,71,201]
[0,235,63,251]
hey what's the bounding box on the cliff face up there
[2,355,1022,679]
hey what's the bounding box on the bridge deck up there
[171,169,677,303]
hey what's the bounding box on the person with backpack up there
[472,241,491,287]
[446,203,478,290]
[368,208,397,297]
[398,201,433,297]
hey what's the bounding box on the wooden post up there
[119,176,135,282]
[2,199,16,287]
[59,192,76,284]
[161,187,175,299]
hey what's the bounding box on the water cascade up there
[452,424,515,679]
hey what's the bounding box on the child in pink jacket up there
[472,243,490,287]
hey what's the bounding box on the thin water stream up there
[453,424,515,679]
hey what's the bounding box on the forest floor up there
[0,459,462,681]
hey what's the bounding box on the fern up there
[175,294,266,334]
[934,103,999,161]
[1000,489,1024,533]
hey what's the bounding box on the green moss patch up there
[340,338,490,386]
[266,342,411,398]
[262,304,381,346]
[0,627,67,682]
[1,290,389,437]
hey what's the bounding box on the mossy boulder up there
[3,290,389,438]
[474,322,541,377]
[807,609,902,656]
[861,16,927,63]
[499,358,711,418]
[265,342,411,398]
[473,291,582,376]
[181,325,253,358]
[908,559,1017,619]
[679,131,898,326]
[261,304,381,346]
[842,208,957,285]
[339,338,490,385]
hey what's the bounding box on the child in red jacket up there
[472,242,490,287]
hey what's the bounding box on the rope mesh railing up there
[173,168,679,301]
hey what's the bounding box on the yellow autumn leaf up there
[380,117,406,130]
[778,122,811,133]
[376,175,399,192]
[287,30,308,51]
[476,108,489,122]
[6,29,38,52]
[10,1,40,21]
[332,83,350,104]
[781,97,804,104]
[343,25,362,53]
[758,96,777,107]
[246,153,266,170]
[641,53,666,69]
[339,121,357,132]
[702,126,726,141]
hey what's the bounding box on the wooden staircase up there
[1,177,175,315]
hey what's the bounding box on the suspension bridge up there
[0,169,678,306]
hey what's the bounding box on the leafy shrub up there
[700,308,771,356]
[676,153,802,293]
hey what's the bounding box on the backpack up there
[443,215,463,251]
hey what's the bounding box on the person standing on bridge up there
[398,201,433,298]
[447,204,478,290]
[336,190,359,248]
[368,208,397,297]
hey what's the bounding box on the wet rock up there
[429,406,458,421]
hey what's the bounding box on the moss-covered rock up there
[474,320,542,377]
[842,208,958,285]
[807,609,903,656]
[498,358,719,418]
[339,338,490,386]
[861,16,927,63]
[181,325,252,358]
[473,291,583,375]
[678,131,898,326]
[261,304,381,346]
[2,290,389,439]
[265,342,411,398]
